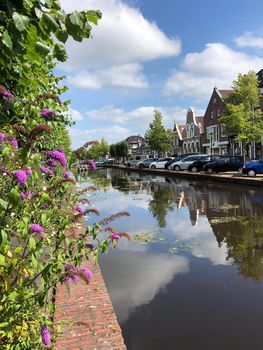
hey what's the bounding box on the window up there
[210,111,214,118]
[217,109,220,117]
[213,98,217,104]
[220,124,226,137]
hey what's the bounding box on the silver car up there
[168,154,207,171]
[125,155,149,167]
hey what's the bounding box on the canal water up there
[82,168,263,350]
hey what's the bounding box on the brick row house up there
[173,85,263,158]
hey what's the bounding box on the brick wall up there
[53,223,126,350]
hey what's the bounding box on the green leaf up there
[8,188,20,206]
[86,10,102,25]
[29,237,36,250]
[0,199,8,210]
[12,12,29,32]
[0,230,7,249]
[53,43,67,62]
[55,29,68,43]
[35,41,50,56]
[2,31,13,49]
[0,254,5,266]
[69,12,83,28]
[42,13,59,33]
[34,8,43,19]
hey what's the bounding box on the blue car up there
[242,158,263,176]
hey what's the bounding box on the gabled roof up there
[217,89,233,100]
[195,116,204,125]
[126,135,144,143]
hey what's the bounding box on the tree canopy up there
[145,110,173,154]
[220,71,263,143]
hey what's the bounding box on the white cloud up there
[101,251,189,323]
[68,63,148,89]
[68,108,83,121]
[60,0,181,70]
[83,105,205,127]
[163,43,263,101]
[234,32,263,49]
[69,124,130,148]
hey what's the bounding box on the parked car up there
[102,159,115,165]
[137,158,158,168]
[242,158,263,176]
[150,157,174,169]
[125,155,148,167]
[168,154,207,171]
[188,155,222,173]
[164,153,199,169]
[203,155,244,173]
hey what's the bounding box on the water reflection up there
[100,250,189,323]
[81,169,263,350]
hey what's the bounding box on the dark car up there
[203,155,244,174]
[164,153,199,169]
[242,158,263,176]
[138,158,158,168]
[188,155,222,172]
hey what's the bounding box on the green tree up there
[220,71,263,143]
[86,138,109,159]
[109,144,116,158]
[115,141,128,162]
[145,110,173,155]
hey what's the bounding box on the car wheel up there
[151,165,156,169]
[126,163,131,167]
[205,167,213,174]
[139,164,144,169]
[247,169,256,177]
[191,166,198,173]
[174,165,180,171]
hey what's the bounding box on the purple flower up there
[39,205,46,210]
[9,138,18,150]
[41,325,51,346]
[81,267,93,280]
[26,190,32,199]
[73,206,84,214]
[0,132,5,142]
[14,170,27,187]
[46,159,57,167]
[30,224,44,234]
[63,171,70,179]
[57,147,64,153]
[3,90,14,99]
[85,159,96,170]
[0,167,9,175]
[111,232,121,241]
[40,233,47,240]
[46,150,67,167]
[20,192,25,200]
[26,168,32,176]
[65,277,72,285]
[65,263,77,273]
[40,108,55,119]
[40,166,54,175]
[72,274,78,282]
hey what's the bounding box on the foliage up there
[220,71,263,143]
[145,110,173,154]
[0,1,129,349]
[109,141,128,160]
[86,138,109,160]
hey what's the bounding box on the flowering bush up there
[0,110,130,348]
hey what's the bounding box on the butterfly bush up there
[0,88,130,349]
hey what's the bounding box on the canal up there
[82,168,263,350]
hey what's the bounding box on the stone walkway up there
[53,223,126,350]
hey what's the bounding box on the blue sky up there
[58,0,263,149]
